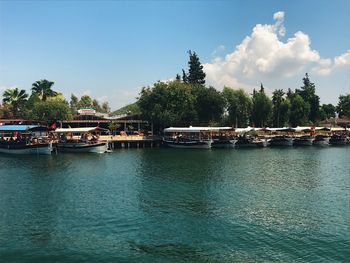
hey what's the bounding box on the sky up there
[0,0,349,110]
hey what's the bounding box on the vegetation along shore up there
[1,51,349,133]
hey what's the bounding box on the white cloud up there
[334,50,350,68]
[204,11,348,93]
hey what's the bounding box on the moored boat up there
[329,134,349,145]
[55,127,109,153]
[0,125,53,155]
[293,135,314,146]
[163,127,212,149]
[313,135,330,146]
[210,127,236,148]
[269,135,294,146]
[235,136,266,148]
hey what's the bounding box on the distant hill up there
[110,102,141,116]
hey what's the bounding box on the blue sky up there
[0,0,349,109]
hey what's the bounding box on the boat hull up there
[0,143,53,155]
[293,137,314,146]
[164,140,212,149]
[212,139,236,148]
[57,142,108,153]
[269,137,293,147]
[313,137,330,146]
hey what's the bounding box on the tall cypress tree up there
[186,50,206,85]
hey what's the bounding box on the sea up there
[0,147,349,262]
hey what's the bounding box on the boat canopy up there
[164,127,213,133]
[265,127,295,132]
[55,127,108,133]
[0,125,39,132]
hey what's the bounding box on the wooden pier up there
[99,135,163,149]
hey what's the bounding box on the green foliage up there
[92,99,103,112]
[31,79,57,101]
[222,87,252,127]
[289,94,310,126]
[0,104,14,119]
[192,85,225,125]
[78,95,93,109]
[251,89,273,127]
[272,89,290,127]
[295,73,320,123]
[70,94,79,114]
[110,102,140,116]
[138,81,197,129]
[2,87,29,117]
[108,121,121,134]
[336,94,350,118]
[183,50,206,85]
[31,100,72,122]
[319,104,336,120]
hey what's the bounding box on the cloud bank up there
[204,11,350,93]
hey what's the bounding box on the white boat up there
[55,127,109,153]
[0,125,53,155]
[163,127,212,149]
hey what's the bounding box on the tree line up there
[0,80,110,123]
[1,51,349,128]
[138,51,350,131]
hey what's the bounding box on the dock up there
[99,135,163,149]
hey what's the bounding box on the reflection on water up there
[0,148,349,262]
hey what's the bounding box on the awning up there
[164,127,213,133]
[55,127,108,133]
[0,125,39,132]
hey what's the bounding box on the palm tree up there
[2,88,29,117]
[31,79,57,101]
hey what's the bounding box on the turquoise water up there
[0,147,349,262]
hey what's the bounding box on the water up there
[0,147,349,262]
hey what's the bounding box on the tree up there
[251,90,272,127]
[31,79,57,101]
[336,94,350,118]
[175,74,181,81]
[2,88,28,117]
[138,81,197,130]
[110,102,141,116]
[296,73,319,123]
[92,99,103,112]
[222,87,252,127]
[319,104,336,120]
[289,94,310,126]
[108,121,121,134]
[70,94,79,114]
[272,89,286,127]
[101,102,110,113]
[183,50,206,85]
[192,85,225,125]
[78,95,93,109]
[31,100,72,122]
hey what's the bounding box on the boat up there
[55,127,109,153]
[293,135,314,146]
[234,135,266,148]
[267,128,294,146]
[313,127,331,146]
[0,125,53,155]
[313,135,330,146]
[329,134,349,145]
[163,127,212,149]
[210,127,236,148]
